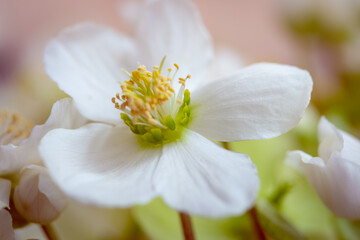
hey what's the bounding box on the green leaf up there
[132,198,250,240]
[257,200,304,240]
[268,183,293,208]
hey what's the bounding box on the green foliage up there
[257,200,304,240]
[132,198,253,240]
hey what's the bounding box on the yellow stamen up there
[112,57,190,129]
[0,110,34,145]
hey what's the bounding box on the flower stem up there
[179,212,195,240]
[221,141,231,150]
[248,207,267,240]
[220,142,267,240]
[41,224,58,240]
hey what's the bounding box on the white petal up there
[153,130,259,218]
[286,122,360,220]
[0,179,11,209]
[135,0,213,80]
[318,117,360,164]
[290,151,360,219]
[317,153,360,219]
[14,166,66,224]
[0,209,14,240]
[189,63,313,141]
[197,46,245,88]
[35,166,67,212]
[119,0,146,28]
[39,123,160,207]
[44,23,136,123]
[0,98,87,174]
[285,150,324,169]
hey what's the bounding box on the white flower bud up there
[13,165,66,224]
[0,178,11,209]
[0,179,14,240]
[286,117,360,219]
[0,209,15,240]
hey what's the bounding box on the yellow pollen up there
[112,57,190,128]
[0,110,34,145]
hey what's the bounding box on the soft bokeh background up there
[2,0,360,239]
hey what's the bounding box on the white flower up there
[40,0,312,218]
[286,117,360,219]
[0,179,14,240]
[14,165,67,224]
[0,98,86,175]
[0,98,86,232]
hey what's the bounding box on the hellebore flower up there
[40,0,312,217]
[0,179,13,239]
[0,98,86,236]
[286,117,360,219]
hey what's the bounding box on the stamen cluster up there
[112,58,191,144]
[0,111,33,145]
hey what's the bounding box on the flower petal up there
[0,209,14,240]
[197,46,245,89]
[0,179,11,209]
[0,98,87,174]
[317,153,360,219]
[153,130,259,218]
[287,150,360,219]
[44,23,136,122]
[39,123,160,207]
[13,165,67,224]
[135,0,213,81]
[318,117,360,164]
[286,150,324,169]
[189,63,313,141]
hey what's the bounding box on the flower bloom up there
[40,0,312,217]
[0,178,13,239]
[0,98,86,237]
[286,117,360,219]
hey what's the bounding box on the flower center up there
[0,110,33,146]
[112,57,191,145]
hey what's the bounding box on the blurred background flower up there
[1,0,360,239]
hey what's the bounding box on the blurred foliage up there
[53,201,143,240]
[286,14,352,44]
[133,198,253,240]
[257,200,304,240]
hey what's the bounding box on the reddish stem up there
[41,224,58,240]
[179,212,195,240]
[249,207,267,240]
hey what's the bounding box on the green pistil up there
[175,89,191,126]
[121,89,192,145]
